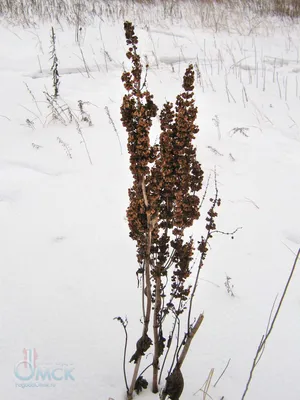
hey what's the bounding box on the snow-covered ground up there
[0,5,300,400]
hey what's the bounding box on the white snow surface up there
[0,9,300,400]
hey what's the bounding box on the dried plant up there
[212,114,221,140]
[120,22,158,398]
[24,83,42,116]
[32,143,42,150]
[78,46,92,78]
[43,93,92,165]
[105,106,123,154]
[50,27,60,98]
[25,118,35,130]
[229,127,249,137]
[75,118,93,165]
[119,22,225,400]
[78,100,92,126]
[57,136,72,159]
[224,274,235,297]
[44,91,72,125]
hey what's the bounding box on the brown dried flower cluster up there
[121,22,158,264]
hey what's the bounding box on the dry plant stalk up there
[50,27,59,98]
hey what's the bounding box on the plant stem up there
[152,274,162,393]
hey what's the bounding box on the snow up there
[0,5,300,400]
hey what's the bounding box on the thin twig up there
[193,368,215,398]
[213,358,231,387]
[114,317,129,392]
[255,295,278,365]
[0,115,11,121]
[79,46,92,78]
[75,119,93,165]
[200,174,211,209]
[105,106,123,155]
[211,227,242,236]
[241,248,300,400]
[199,278,220,288]
[281,241,297,256]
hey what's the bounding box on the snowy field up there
[0,2,300,400]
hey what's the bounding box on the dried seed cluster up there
[120,22,214,399]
